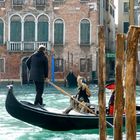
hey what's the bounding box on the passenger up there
[108,90,115,116]
[77,75,91,103]
[63,75,92,114]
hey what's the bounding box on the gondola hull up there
[5,87,140,131]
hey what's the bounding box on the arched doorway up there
[21,57,33,84]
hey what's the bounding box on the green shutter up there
[123,22,129,34]
[54,22,63,44]
[10,21,21,42]
[24,21,35,41]
[0,22,3,44]
[38,21,48,42]
[80,21,90,45]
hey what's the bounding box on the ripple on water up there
[1,84,140,140]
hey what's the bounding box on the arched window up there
[24,15,35,41]
[37,15,48,42]
[54,19,64,45]
[80,19,90,45]
[10,15,21,42]
[0,19,4,45]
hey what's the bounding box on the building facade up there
[0,0,115,84]
[118,0,140,84]
[118,0,129,34]
[104,0,116,80]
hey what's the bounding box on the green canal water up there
[1,83,140,140]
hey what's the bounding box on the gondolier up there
[26,45,49,106]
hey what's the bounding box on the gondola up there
[5,85,140,131]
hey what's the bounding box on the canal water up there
[1,83,140,140]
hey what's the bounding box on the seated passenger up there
[77,75,91,103]
[108,90,115,116]
[63,75,92,114]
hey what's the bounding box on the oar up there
[47,81,114,128]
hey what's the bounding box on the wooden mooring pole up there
[125,26,140,140]
[114,34,125,140]
[98,25,106,140]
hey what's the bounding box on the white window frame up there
[123,2,129,13]
[79,18,91,45]
[53,18,65,45]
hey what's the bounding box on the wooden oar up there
[47,81,114,128]
[47,81,96,115]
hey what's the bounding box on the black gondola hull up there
[5,87,140,131]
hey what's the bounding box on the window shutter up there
[80,20,90,45]
[38,21,48,42]
[0,21,3,44]
[54,20,63,45]
[10,21,21,42]
[24,21,35,41]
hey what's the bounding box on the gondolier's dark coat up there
[26,51,48,82]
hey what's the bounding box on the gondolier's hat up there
[38,44,46,52]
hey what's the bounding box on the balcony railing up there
[7,41,48,52]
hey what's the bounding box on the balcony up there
[7,41,48,52]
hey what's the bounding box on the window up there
[123,22,129,34]
[36,0,45,5]
[80,58,91,72]
[37,15,48,42]
[10,15,21,42]
[110,6,112,15]
[0,19,4,44]
[0,0,5,2]
[24,15,35,41]
[53,0,64,2]
[0,58,5,72]
[13,0,24,5]
[110,5,114,17]
[112,9,114,18]
[106,0,109,11]
[54,19,64,45]
[80,0,89,2]
[124,2,129,13]
[54,58,63,72]
[80,19,90,45]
